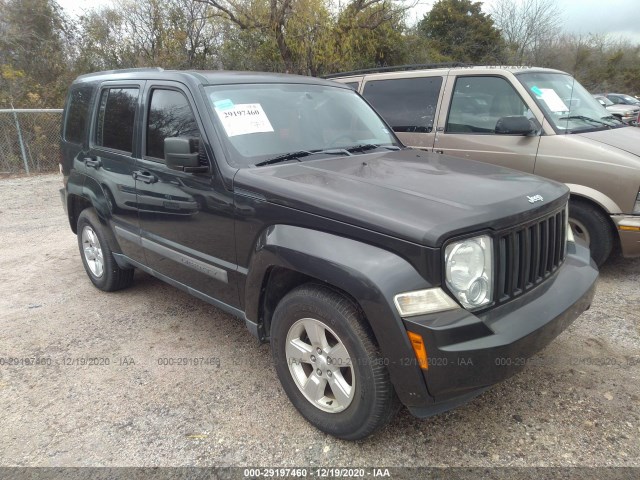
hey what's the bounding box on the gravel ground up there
[0,173,638,468]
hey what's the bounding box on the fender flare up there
[244,224,435,406]
[66,174,124,254]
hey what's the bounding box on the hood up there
[234,149,568,247]
[577,126,640,158]
[606,104,640,114]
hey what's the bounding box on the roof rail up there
[76,67,165,80]
[323,63,469,79]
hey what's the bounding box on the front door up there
[434,75,541,173]
[134,83,239,307]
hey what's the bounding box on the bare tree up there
[195,0,412,73]
[490,0,563,65]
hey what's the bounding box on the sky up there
[58,0,640,43]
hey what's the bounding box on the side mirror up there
[597,99,606,106]
[164,137,207,173]
[495,116,535,135]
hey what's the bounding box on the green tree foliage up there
[327,1,409,73]
[417,0,504,63]
[72,8,130,72]
[200,0,409,75]
[1,0,639,108]
[0,0,70,107]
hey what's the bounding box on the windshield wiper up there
[601,115,625,125]
[343,143,401,153]
[558,115,611,128]
[254,151,313,167]
[255,148,357,167]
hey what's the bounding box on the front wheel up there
[271,284,400,440]
[569,199,614,266]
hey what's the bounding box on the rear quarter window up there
[63,85,94,144]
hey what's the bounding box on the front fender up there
[244,224,435,407]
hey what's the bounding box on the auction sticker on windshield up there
[214,102,274,137]
[538,89,569,113]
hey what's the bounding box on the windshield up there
[204,83,399,167]
[595,96,614,106]
[517,72,624,133]
[618,94,640,104]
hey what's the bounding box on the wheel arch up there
[568,192,619,242]
[243,224,434,407]
[67,176,125,255]
[566,184,622,214]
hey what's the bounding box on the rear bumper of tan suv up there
[613,215,640,257]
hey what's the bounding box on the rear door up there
[86,81,145,262]
[433,74,542,173]
[134,81,239,307]
[361,75,445,151]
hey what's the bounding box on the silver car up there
[594,94,640,125]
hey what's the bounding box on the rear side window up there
[146,89,200,160]
[362,77,443,133]
[63,85,94,144]
[95,87,139,152]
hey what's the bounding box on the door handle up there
[84,157,101,169]
[133,170,157,184]
[435,150,444,154]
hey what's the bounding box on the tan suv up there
[330,65,640,265]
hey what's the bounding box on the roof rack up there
[323,63,469,79]
[76,67,165,79]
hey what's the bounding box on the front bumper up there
[612,214,640,257]
[402,241,597,417]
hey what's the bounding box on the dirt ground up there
[0,174,638,468]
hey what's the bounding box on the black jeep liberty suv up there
[60,68,598,440]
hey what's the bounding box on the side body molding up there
[244,224,434,406]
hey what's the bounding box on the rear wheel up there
[77,208,134,291]
[569,199,614,266]
[271,284,400,440]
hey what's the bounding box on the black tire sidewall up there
[271,287,385,439]
[77,209,117,290]
[569,200,613,266]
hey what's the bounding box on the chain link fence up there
[0,109,63,174]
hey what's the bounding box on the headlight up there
[633,190,640,214]
[445,235,493,310]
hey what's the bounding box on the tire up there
[569,199,614,266]
[77,208,134,291]
[271,284,400,440]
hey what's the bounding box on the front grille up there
[496,207,567,303]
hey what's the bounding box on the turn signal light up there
[407,331,428,370]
